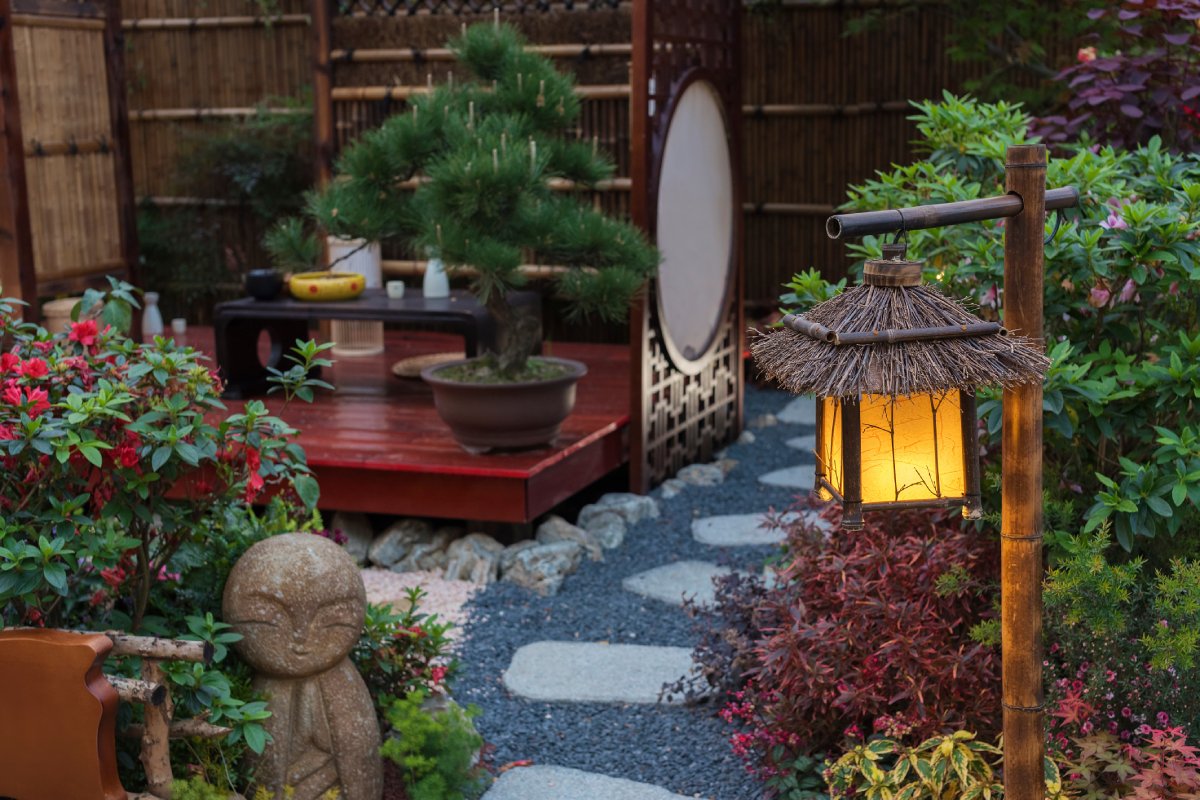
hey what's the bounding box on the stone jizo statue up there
[223,533,383,800]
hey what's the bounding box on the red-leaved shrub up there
[741,506,1000,759]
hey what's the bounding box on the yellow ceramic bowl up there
[289,271,366,302]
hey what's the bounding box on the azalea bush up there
[0,287,333,789]
[788,92,1200,556]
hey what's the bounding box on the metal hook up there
[1044,207,1067,244]
[890,208,908,248]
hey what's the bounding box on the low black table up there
[213,288,540,398]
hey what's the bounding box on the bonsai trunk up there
[486,295,542,377]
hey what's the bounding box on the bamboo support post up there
[330,42,632,62]
[1001,144,1046,800]
[105,632,212,664]
[313,0,333,187]
[139,660,174,798]
[108,676,166,707]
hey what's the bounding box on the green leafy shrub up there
[353,586,458,722]
[1043,528,1200,743]
[380,690,488,800]
[825,731,1066,800]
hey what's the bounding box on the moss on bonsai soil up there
[436,357,574,384]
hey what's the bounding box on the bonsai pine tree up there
[286,22,659,379]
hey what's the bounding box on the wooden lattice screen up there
[630,0,743,489]
[312,0,742,489]
[0,0,137,312]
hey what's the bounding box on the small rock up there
[499,540,540,573]
[536,515,603,562]
[331,511,374,565]
[577,509,626,549]
[502,540,584,596]
[737,429,756,445]
[778,396,817,426]
[748,412,778,428]
[659,478,687,499]
[716,457,738,476]
[443,532,504,584]
[367,519,433,568]
[677,462,725,487]
[395,527,457,573]
[578,492,660,527]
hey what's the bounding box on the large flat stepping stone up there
[692,512,790,547]
[778,395,817,426]
[758,464,813,490]
[483,765,692,800]
[621,560,733,605]
[503,642,695,704]
[786,433,816,453]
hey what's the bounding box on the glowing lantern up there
[751,242,1048,529]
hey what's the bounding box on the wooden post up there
[139,660,174,799]
[0,0,37,309]
[312,0,333,188]
[1001,143,1046,800]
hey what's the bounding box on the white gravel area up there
[360,568,480,636]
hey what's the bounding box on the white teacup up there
[386,281,406,299]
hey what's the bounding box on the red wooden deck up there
[188,327,630,523]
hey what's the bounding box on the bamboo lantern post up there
[752,145,1073,800]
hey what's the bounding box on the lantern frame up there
[814,389,982,530]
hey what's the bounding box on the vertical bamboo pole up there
[312,0,333,187]
[1002,143,1046,800]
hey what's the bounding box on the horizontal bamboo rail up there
[11,14,105,30]
[331,84,631,102]
[331,42,632,62]
[128,107,308,121]
[393,176,630,191]
[743,100,910,117]
[123,14,309,30]
[337,1,633,16]
[109,676,166,707]
[106,632,212,664]
[122,718,233,740]
[383,259,587,278]
[827,186,1081,238]
[744,202,835,216]
[24,138,112,158]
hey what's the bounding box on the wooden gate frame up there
[0,0,138,315]
[630,0,744,491]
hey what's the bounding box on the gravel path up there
[455,385,814,800]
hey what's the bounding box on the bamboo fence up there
[119,1,1056,309]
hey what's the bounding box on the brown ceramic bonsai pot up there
[421,356,587,452]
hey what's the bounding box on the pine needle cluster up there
[280,22,659,374]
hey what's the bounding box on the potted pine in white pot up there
[276,22,659,451]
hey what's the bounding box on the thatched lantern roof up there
[752,244,1049,397]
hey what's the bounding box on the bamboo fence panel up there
[12,18,121,285]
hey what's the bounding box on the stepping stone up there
[621,560,733,605]
[786,433,816,453]
[503,641,696,704]
[692,512,791,547]
[483,765,693,800]
[778,395,817,426]
[758,464,814,490]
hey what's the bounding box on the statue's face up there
[223,534,366,679]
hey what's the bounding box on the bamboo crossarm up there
[826,186,1080,239]
[105,632,213,664]
[108,676,166,707]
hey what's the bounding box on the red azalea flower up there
[0,352,18,374]
[19,358,48,380]
[99,566,125,588]
[24,387,49,417]
[68,319,99,347]
[430,665,448,685]
[243,470,265,504]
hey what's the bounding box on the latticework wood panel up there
[631,0,742,489]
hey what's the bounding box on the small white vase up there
[423,257,450,299]
[142,292,164,341]
[326,236,382,288]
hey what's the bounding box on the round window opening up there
[654,80,735,373]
